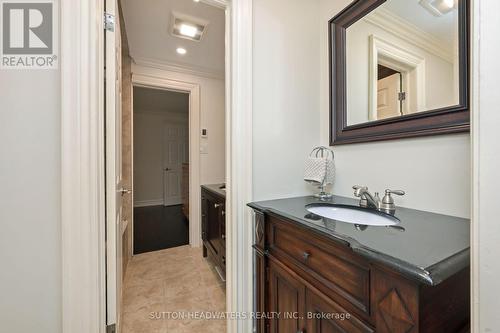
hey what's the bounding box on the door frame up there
[132,77,202,248]
[60,0,254,333]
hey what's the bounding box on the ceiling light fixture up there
[193,0,200,2]
[171,12,208,42]
[176,47,187,55]
[419,0,456,16]
[443,0,455,8]
[179,24,198,38]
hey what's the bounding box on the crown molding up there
[364,8,454,63]
[132,56,225,80]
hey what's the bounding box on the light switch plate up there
[200,143,208,154]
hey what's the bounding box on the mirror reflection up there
[346,0,460,125]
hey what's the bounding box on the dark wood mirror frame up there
[329,0,470,145]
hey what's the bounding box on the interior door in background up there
[163,122,188,206]
[377,73,402,120]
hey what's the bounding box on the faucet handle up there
[385,189,405,196]
[353,185,367,197]
[380,189,405,214]
[382,189,405,204]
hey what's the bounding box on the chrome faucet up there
[353,186,405,215]
[353,186,380,209]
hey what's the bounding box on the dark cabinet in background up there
[201,185,226,280]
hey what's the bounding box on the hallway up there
[121,246,226,333]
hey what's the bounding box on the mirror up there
[329,0,469,145]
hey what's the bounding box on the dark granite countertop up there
[201,183,226,198]
[248,195,470,286]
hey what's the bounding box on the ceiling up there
[133,87,189,114]
[121,0,225,76]
[381,0,457,46]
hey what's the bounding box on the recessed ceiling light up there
[442,0,455,8]
[176,47,187,55]
[179,24,198,38]
[171,12,208,42]
[419,0,456,16]
[193,0,200,2]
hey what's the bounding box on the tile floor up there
[121,245,226,333]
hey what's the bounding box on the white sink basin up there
[306,204,400,226]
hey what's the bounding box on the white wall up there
[319,0,470,218]
[0,72,61,330]
[134,111,188,205]
[132,64,226,186]
[252,0,321,201]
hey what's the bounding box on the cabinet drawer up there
[268,216,371,316]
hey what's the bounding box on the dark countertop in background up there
[201,183,226,198]
[248,195,470,286]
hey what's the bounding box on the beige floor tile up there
[121,245,226,333]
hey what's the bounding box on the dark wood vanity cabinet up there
[253,212,470,333]
[201,186,226,279]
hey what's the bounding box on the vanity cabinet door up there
[305,289,374,333]
[219,202,226,270]
[205,194,221,259]
[201,196,208,241]
[268,261,306,333]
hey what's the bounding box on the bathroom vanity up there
[249,196,470,333]
[202,184,226,280]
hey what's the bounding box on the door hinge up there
[398,91,406,101]
[106,324,116,333]
[104,12,115,32]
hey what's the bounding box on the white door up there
[377,73,401,120]
[163,122,188,206]
[105,0,124,330]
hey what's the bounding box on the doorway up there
[59,0,254,332]
[132,87,190,254]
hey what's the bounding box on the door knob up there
[120,188,132,195]
[303,252,311,261]
[214,203,222,208]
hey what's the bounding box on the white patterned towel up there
[304,157,334,185]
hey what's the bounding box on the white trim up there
[368,35,426,120]
[225,1,254,332]
[133,199,164,207]
[364,8,454,63]
[470,0,479,327]
[132,73,202,248]
[471,0,500,331]
[61,0,106,332]
[133,56,224,80]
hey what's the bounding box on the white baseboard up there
[134,199,164,207]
